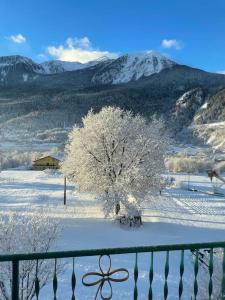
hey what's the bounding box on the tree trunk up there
[115,203,120,215]
[64,176,67,205]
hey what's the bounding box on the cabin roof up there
[33,156,61,163]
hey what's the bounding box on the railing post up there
[12,260,19,300]
[222,248,225,300]
[133,253,138,300]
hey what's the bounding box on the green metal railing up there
[0,241,225,299]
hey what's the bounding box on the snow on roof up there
[33,155,61,163]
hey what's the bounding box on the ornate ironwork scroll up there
[82,255,129,300]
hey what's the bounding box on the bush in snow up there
[0,151,34,170]
[214,161,225,174]
[62,106,169,217]
[165,154,213,173]
[0,212,60,300]
[0,154,2,172]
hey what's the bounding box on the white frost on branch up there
[62,106,169,216]
[0,212,60,300]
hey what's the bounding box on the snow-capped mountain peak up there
[40,56,111,74]
[92,51,177,84]
[40,60,85,74]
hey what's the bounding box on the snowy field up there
[0,170,225,299]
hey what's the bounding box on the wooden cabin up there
[32,156,60,170]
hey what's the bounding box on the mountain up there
[0,52,225,152]
[92,51,176,84]
[0,55,43,83]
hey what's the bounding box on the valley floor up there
[0,170,224,299]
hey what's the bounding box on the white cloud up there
[8,34,26,44]
[47,37,118,63]
[66,36,91,49]
[161,39,182,50]
[217,70,225,74]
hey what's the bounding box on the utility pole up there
[64,176,67,205]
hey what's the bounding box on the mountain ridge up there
[0,51,176,85]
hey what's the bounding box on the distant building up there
[32,156,60,170]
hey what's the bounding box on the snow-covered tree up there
[0,152,3,172]
[62,106,169,217]
[0,212,60,300]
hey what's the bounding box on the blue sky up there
[0,0,225,72]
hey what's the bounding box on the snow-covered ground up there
[0,170,225,299]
